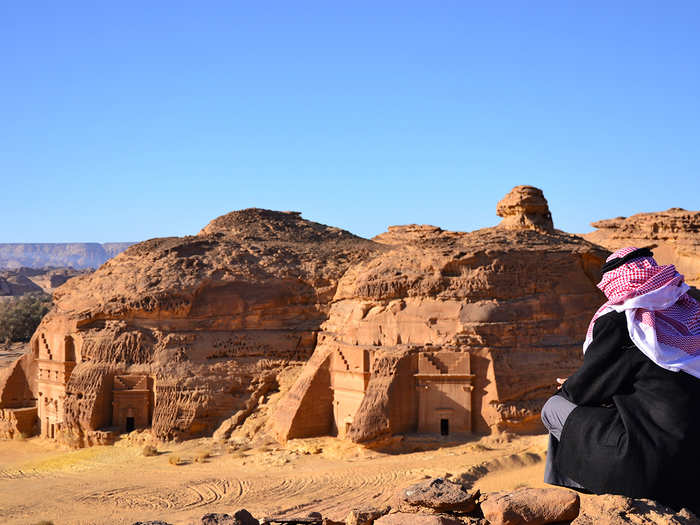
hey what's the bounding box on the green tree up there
[0,293,52,343]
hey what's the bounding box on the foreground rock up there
[202,509,260,524]
[584,208,700,287]
[375,515,466,524]
[133,488,700,525]
[480,487,579,525]
[401,477,479,513]
[346,506,390,525]
[573,494,700,525]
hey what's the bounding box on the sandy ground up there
[0,433,550,525]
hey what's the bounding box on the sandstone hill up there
[583,208,700,287]
[272,186,608,443]
[0,209,381,444]
[0,242,134,270]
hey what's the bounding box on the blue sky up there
[2,2,699,242]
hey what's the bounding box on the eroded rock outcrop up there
[272,187,607,443]
[496,186,553,233]
[0,209,380,445]
[584,208,700,287]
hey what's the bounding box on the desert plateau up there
[1,187,699,525]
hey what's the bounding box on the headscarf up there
[584,247,700,378]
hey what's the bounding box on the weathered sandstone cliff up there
[0,209,380,446]
[272,187,608,443]
[584,208,700,287]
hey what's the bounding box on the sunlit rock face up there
[1,188,617,447]
[3,208,380,446]
[496,185,554,233]
[272,187,607,444]
[584,208,700,287]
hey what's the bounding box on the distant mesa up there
[0,242,134,270]
[0,267,90,297]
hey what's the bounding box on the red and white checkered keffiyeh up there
[584,247,700,378]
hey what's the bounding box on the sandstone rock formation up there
[3,186,656,446]
[496,186,553,233]
[583,208,700,287]
[0,209,380,445]
[272,186,607,443]
[0,242,134,269]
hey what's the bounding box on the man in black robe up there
[542,247,700,514]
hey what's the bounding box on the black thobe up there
[554,310,700,513]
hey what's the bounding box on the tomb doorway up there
[126,417,135,432]
[440,418,449,436]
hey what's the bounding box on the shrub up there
[168,455,184,466]
[0,292,52,343]
[142,445,158,457]
[31,521,54,525]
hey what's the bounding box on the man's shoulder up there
[593,310,628,336]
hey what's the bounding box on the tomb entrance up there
[415,352,475,436]
[330,346,371,437]
[112,375,153,433]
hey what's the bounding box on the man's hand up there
[556,377,567,389]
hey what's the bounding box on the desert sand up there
[0,432,549,525]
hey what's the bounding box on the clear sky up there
[2,2,699,242]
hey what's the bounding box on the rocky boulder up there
[400,477,479,513]
[374,515,466,525]
[480,487,580,525]
[202,509,259,524]
[573,494,700,525]
[346,506,391,525]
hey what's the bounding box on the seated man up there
[542,247,700,513]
